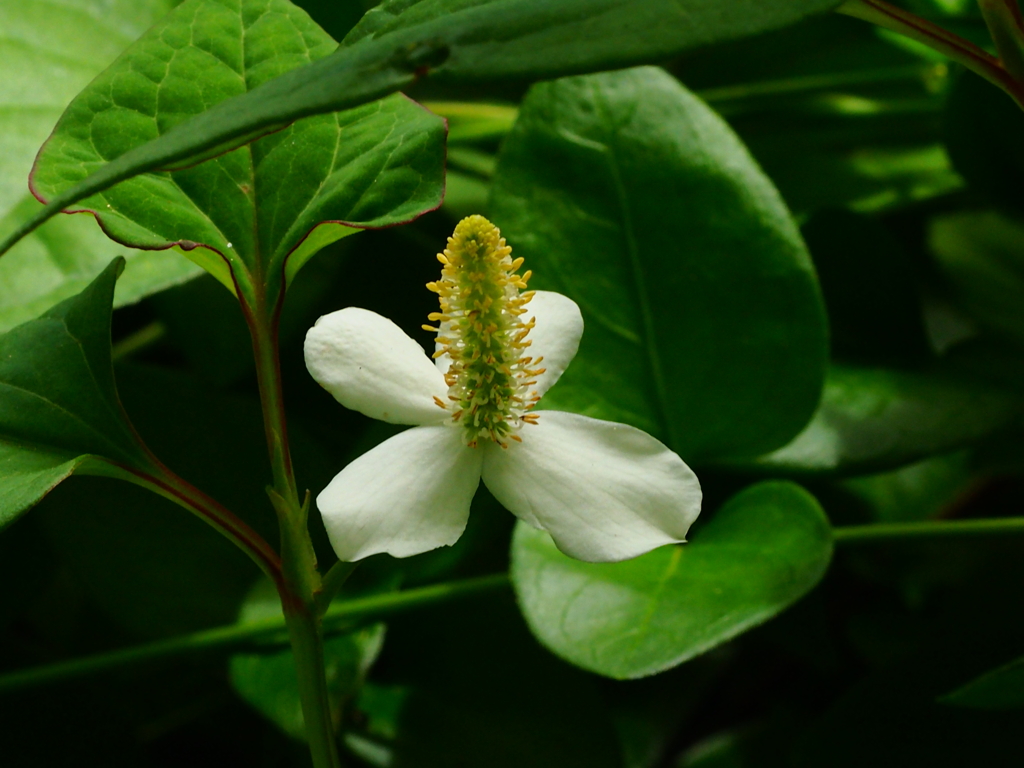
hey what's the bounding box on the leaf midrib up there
[590,80,679,452]
[0,372,129,463]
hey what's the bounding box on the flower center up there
[425,216,545,448]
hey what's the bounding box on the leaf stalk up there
[833,516,1024,544]
[0,574,509,694]
[837,0,1024,110]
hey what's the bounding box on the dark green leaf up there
[675,16,962,216]
[0,0,200,331]
[31,0,447,298]
[511,481,833,679]
[230,579,385,740]
[840,451,972,524]
[295,0,367,41]
[945,71,1024,214]
[803,209,930,366]
[754,139,962,217]
[929,210,1024,346]
[344,0,844,80]
[609,664,720,768]
[382,593,623,767]
[37,476,257,638]
[677,723,792,768]
[0,258,155,530]
[795,668,1024,767]
[35,362,296,637]
[490,67,827,460]
[753,365,1021,476]
[9,0,844,253]
[942,655,1024,710]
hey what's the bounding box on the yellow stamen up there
[427,215,541,446]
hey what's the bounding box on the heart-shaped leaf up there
[8,0,845,253]
[0,258,153,528]
[0,0,200,332]
[490,67,828,461]
[511,481,833,679]
[30,0,446,301]
[752,365,1021,476]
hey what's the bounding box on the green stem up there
[248,303,299,508]
[0,574,509,694]
[696,64,944,104]
[833,516,1024,544]
[284,603,342,768]
[978,0,1024,83]
[246,292,339,767]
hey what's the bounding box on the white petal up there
[317,425,482,561]
[305,307,448,425]
[481,411,701,562]
[522,290,583,398]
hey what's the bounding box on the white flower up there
[304,216,701,563]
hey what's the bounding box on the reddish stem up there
[838,0,1024,109]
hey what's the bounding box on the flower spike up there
[428,215,544,448]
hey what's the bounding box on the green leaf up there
[511,481,833,679]
[929,210,1024,346]
[7,0,845,253]
[30,0,446,299]
[230,579,386,740]
[490,67,827,460]
[0,258,155,530]
[0,0,201,331]
[942,655,1024,710]
[344,0,844,80]
[753,365,1021,476]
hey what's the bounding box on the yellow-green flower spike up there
[425,215,546,448]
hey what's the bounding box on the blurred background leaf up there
[752,365,1021,476]
[0,0,202,332]
[941,653,1024,710]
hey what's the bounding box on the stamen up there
[427,215,541,446]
